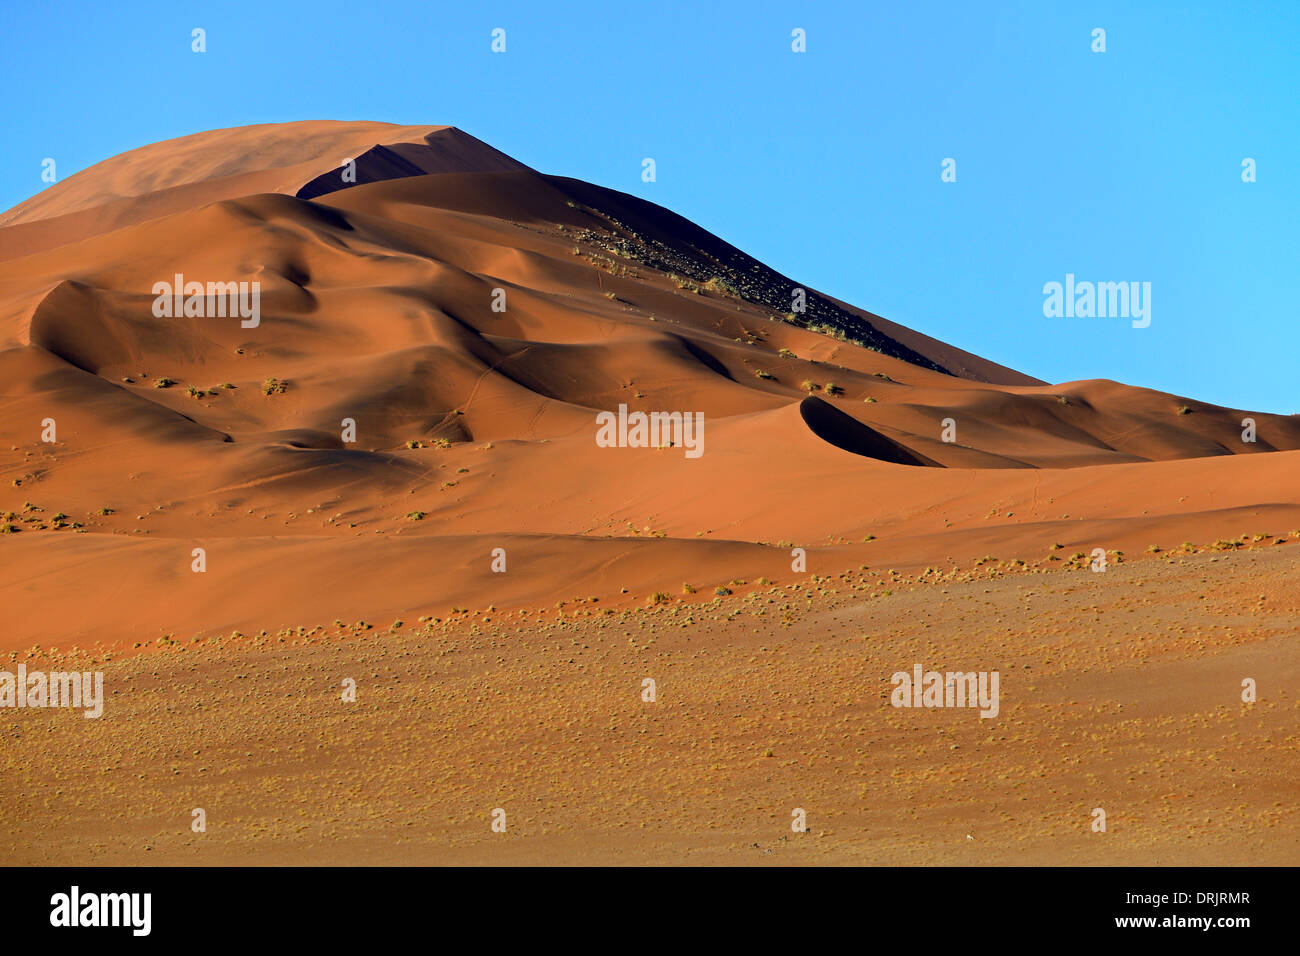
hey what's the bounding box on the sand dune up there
[3,121,1299,651]
[1,122,1296,866]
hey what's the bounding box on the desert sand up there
[0,122,1295,864]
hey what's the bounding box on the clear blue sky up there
[3,1,1296,412]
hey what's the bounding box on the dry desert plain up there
[0,122,1296,864]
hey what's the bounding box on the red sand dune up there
[3,122,1297,868]
[2,120,1299,652]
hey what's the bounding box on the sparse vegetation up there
[154,377,176,389]
[800,380,819,393]
[262,377,287,395]
[754,369,775,380]
[406,511,426,521]
[824,382,844,396]
[1177,405,1192,415]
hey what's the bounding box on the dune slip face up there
[1,121,1296,870]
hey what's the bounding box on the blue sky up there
[3,1,1296,412]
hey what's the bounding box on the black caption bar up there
[0,866,1283,943]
